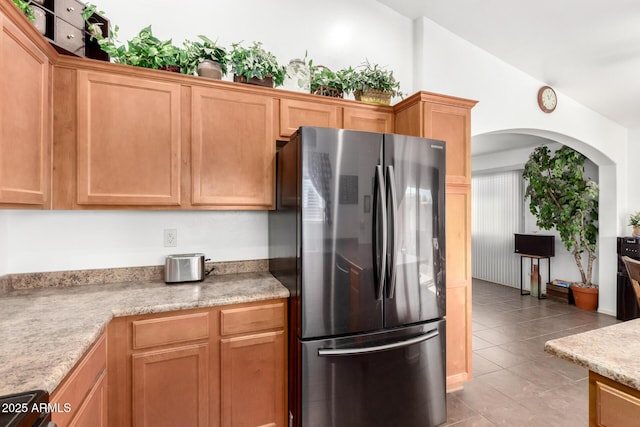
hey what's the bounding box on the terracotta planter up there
[233,74,274,88]
[633,226,640,237]
[570,285,598,310]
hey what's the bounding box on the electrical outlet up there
[164,229,177,247]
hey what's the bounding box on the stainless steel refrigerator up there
[269,127,446,427]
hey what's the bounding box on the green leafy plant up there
[229,41,286,87]
[81,3,108,39]
[309,64,351,95]
[344,60,403,97]
[629,211,640,227]
[97,25,182,70]
[523,146,599,287]
[12,0,34,22]
[183,35,228,76]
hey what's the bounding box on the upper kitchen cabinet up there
[190,85,275,209]
[343,105,394,134]
[53,62,183,208]
[395,92,476,185]
[0,4,53,208]
[278,97,341,139]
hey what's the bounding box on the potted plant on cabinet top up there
[629,211,640,237]
[523,145,599,310]
[183,35,228,79]
[229,41,286,88]
[95,25,182,72]
[345,60,403,105]
[309,64,351,98]
[12,0,34,21]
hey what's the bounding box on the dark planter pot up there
[159,65,181,73]
[570,285,599,310]
[233,74,274,88]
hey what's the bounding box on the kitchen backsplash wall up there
[2,211,268,274]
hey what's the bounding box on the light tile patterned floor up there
[442,279,619,427]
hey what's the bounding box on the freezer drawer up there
[298,320,446,427]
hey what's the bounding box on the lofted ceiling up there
[379,0,640,132]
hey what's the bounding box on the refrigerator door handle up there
[318,329,439,356]
[386,165,398,298]
[372,165,387,300]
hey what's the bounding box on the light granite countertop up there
[545,318,640,390]
[0,272,288,396]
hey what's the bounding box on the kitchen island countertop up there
[545,318,640,390]
[0,272,288,396]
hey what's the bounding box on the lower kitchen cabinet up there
[220,302,287,427]
[590,371,640,427]
[107,299,287,427]
[132,344,210,427]
[50,333,107,427]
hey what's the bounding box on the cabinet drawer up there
[51,333,106,427]
[220,302,285,336]
[132,312,209,349]
[596,380,640,426]
[56,0,84,28]
[55,18,83,55]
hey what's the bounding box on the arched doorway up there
[471,129,617,315]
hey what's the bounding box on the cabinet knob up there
[67,34,75,39]
[67,6,75,11]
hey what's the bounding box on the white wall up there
[4,211,267,273]
[92,0,414,102]
[412,16,627,315]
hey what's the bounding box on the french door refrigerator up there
[269,127,446,427]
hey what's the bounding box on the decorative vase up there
[197,60,223,80]
[530,264,540,297]
[633,226,640,237]
[282,58,310,93]
[233,74,274,88]
[570,285,599,310]
[32,6,46,35]
[354,88,392,105]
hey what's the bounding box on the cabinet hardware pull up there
[67,34,75,39]
[67,6,74,11]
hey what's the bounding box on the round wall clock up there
[537,86,557,113]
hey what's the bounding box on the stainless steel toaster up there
[164,253,207,283]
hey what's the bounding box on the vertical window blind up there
[471,170,523,287]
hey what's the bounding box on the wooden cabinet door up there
[445,185,472,391]
[132,343,210,427]
[220,331,286,427]
[0,13,51,206]
[68,371,107,427]
[76,70,182,206]
[343,107,393,133]
[279,98,341,138]
[191,86,275,208]
[423,102,472,185]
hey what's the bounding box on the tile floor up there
[443,278,619,427]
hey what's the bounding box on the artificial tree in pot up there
[523,145,599,309]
